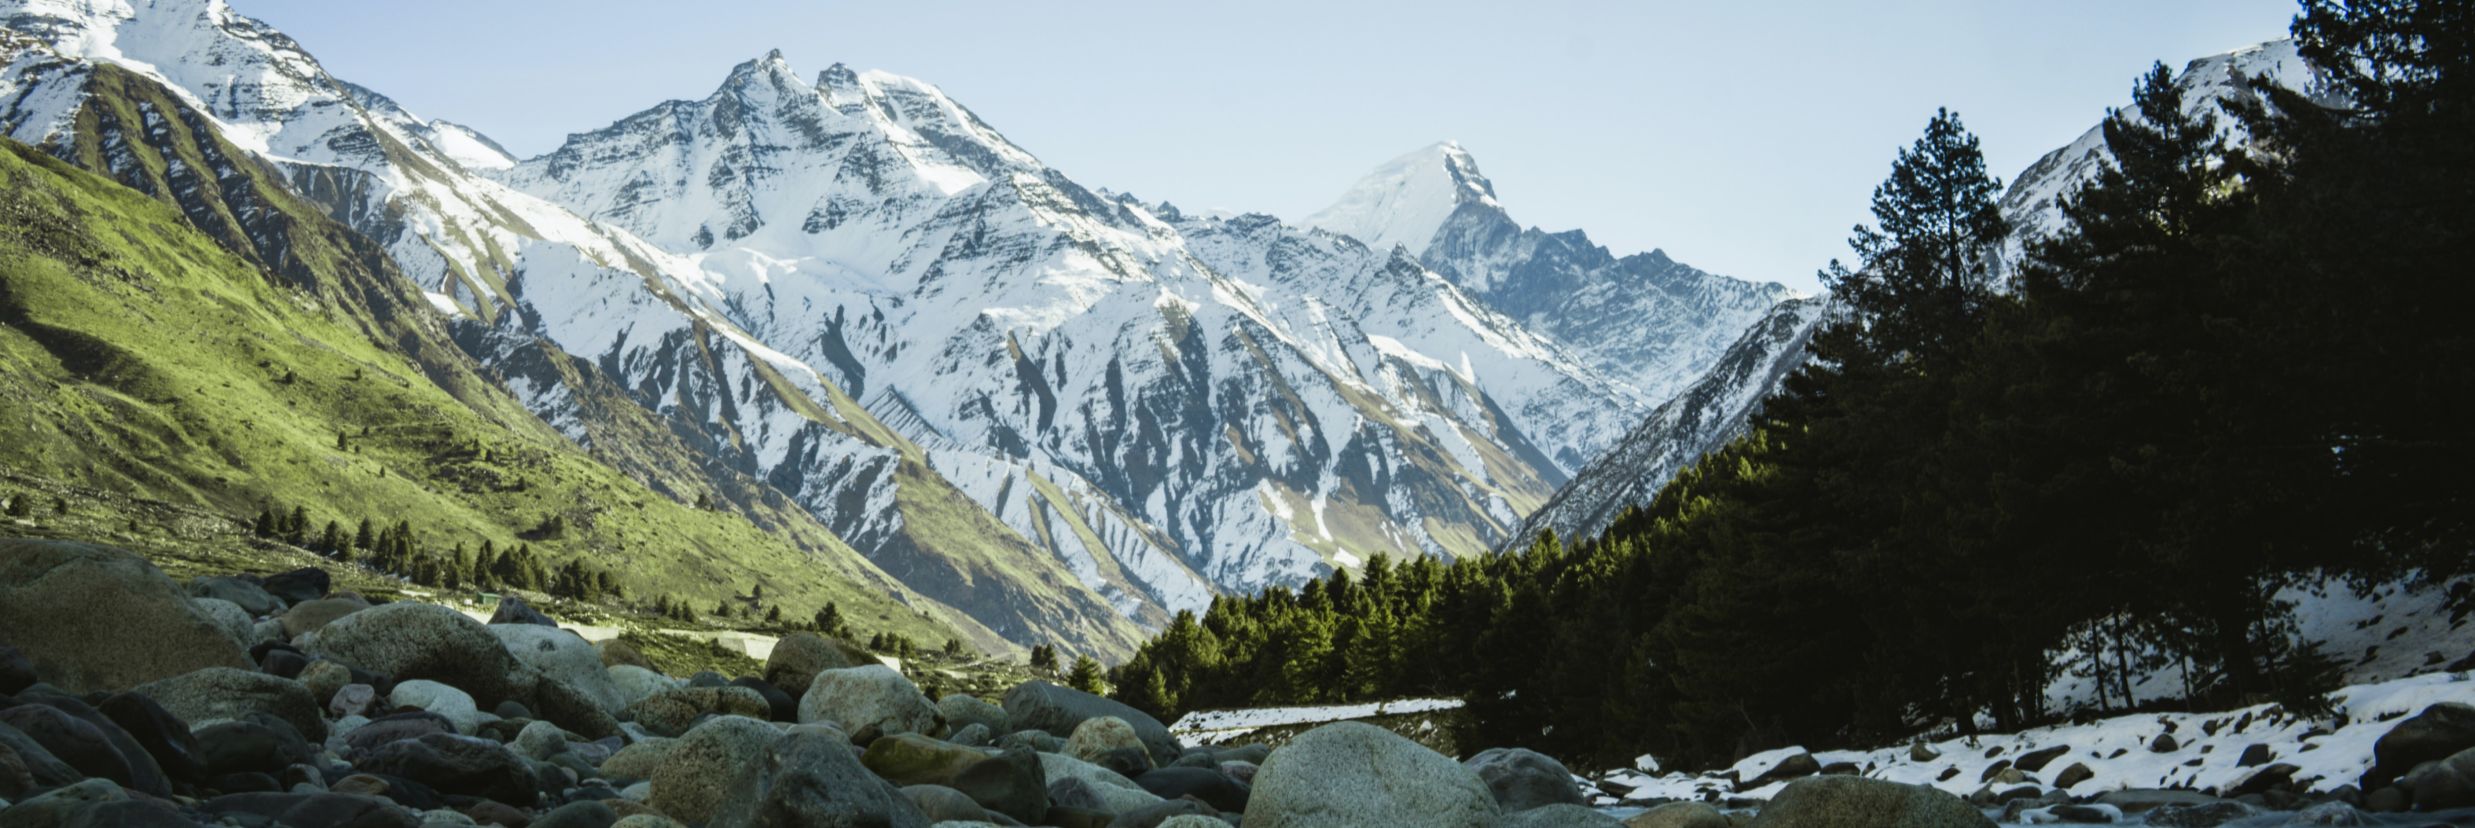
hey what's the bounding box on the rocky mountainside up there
[0,0,1742,655]
[1514,40,2329,549]
[1513,298,1825,545]
[0,104,964,648]
[1306,142,1797,409]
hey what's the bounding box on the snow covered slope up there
[1999,39,2329,262]
[1303,141,1499,257]
[1515,298,1824,546]
[0,0,1149,654]
[1308,142,1797,407]
[496,52,1659,602]
[0,0,1710,653]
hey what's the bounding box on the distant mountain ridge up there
[0,0,1791,654]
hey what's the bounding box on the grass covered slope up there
[0,133,973,648]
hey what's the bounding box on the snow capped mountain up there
[1309,142,1798,409]
[496,49,1653,605]
[0,0,1844,655]
[1303,141,1499,256]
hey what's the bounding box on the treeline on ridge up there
[1110,0,2472,771]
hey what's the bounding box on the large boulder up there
[355,732,539,806]
[133,666,326,741]
[0,539,251,692]
[302,602,523,702]
[861,733,990,786]
[610,665,681,709]
[1065,715,1150,768]
[939,694,1009,736]
[1745,776,1995,828]
[649,715,780,825]
[1003,680,1178,764]
[0,703,155,795]
[2405,745,2475,811]
[1465,747,1586,812]
[950,746,1048,824]
[491,625,625,713]
[306,601,616,738]
[762,632,868,694]
[2366,702,2475,792]
[1040,751,1165,812]
[626,686,771,738]
[798,665,939,736]
[707,729,932,827]
[1245,721,1498,828]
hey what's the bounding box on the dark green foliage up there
[3,493,27,518]
[1028,644,1059,672]
[1068,655,1107,694]
[1117,0,2472,771]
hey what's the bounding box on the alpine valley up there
[0,0,1795,656]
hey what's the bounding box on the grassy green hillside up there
[0,126,977,649]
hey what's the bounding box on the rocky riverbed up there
[2,537,2473,827]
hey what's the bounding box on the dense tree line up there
[249,501,616,601]
[1113,0,2471,770]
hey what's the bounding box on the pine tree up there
[1819,107,2010,370]
[354,518,375,551]
[1067,655,1107,695]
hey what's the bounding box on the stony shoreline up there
[5,538,2474,827]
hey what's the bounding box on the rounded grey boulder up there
[762,632,866,694]
[798,665,939,736]
[1745,776,1995,828]
[133,666,326,742]
[0,539,251,693]
[302,602,522,703]
[1466,746,1586,812]
[649,715,781,825]
[1003,680,1178,765]
[1245,721,1499,828]
[490,624,624,713]
[707,729,932,827]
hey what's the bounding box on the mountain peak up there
[720,48,805,92]
[1303,141,1502,254]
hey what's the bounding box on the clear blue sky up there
[232,0,2302,292]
